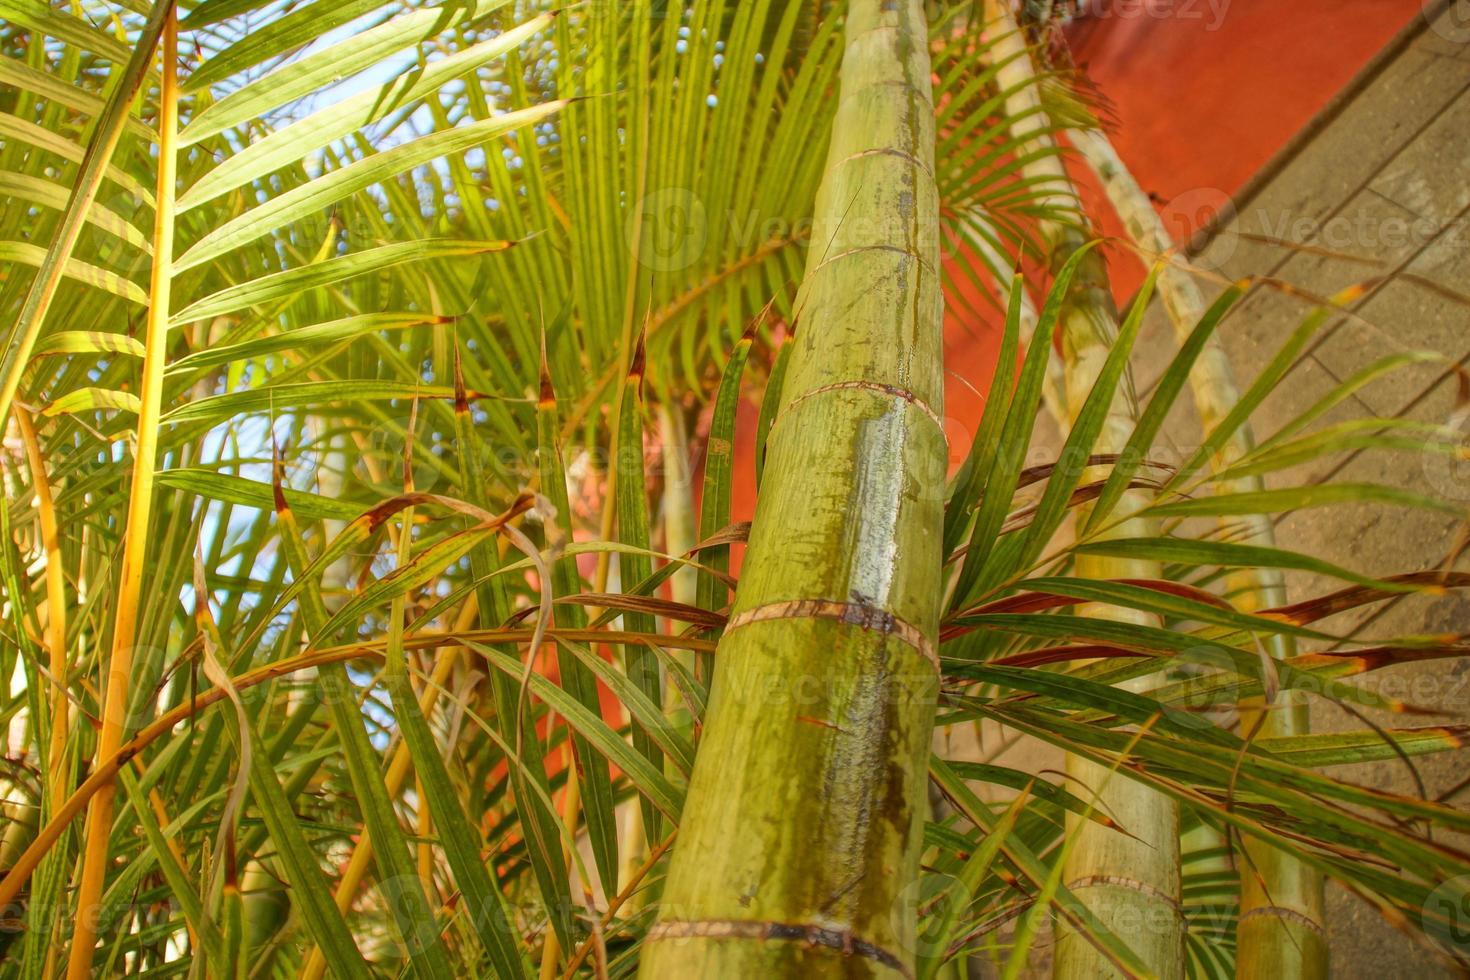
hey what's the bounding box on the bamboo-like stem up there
[66,14,177,975]
[1069,125,1326,978]
[1065,128,1242,440]
[981,5,1184,978]
[1055,321,1185,980]
[640,2,944,975]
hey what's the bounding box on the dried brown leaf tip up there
[538,330,555,408]
[270,433,289,516]
[502,490,536,526]
[452,344,469,415]
[628,322,648,384]
[740,295,776,344]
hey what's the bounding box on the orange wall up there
[726,0,1422,558]
[1066,0,1424,302]
[939,0,1424,464]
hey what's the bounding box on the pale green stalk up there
[982,4,1184,977]
[1070,124,1326,979]
[641,1,945,975]
[966,216,1069,426]
[14,407,70,975]
[658,403,699,614]
[14,409,67,814]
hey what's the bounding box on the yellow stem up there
[67,13,176,976]
[538,758,582,980]
[15,408,67,815]
[416,772,435,892]
[22,404,70,980]
[136,757,201,952]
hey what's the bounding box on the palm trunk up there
[640,1,945,975]
[980,5,1185,977]
[1070,125,1326,979]
[1053,278,1185,980]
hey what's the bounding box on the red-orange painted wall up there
[718,1,1424,579]
[1066,0,1424,304]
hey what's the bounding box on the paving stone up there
[1369,91,1470,232]
[1209,283,1333,385]
[1199,41,1470,278]
[1322,287,1467,417]
[1170,28,1470,972]
[1418,4,1470,61]
[1008,16,1470,976]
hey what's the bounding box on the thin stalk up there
[641,1,945,975]
[614,349,662,848]
[1070,124,1325,978]
[67,14,177,975]
[1065,128,1246,442]
[537,336,622,975]
[611,402,697,911]
[963,218,1068,427]
[539,761,581,980]
[14,409,67,814]
[562,830,676,979]
[416,774,434,891]
[14,406,71,974]
[658,402,698,614]
[981,5,1184,977]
